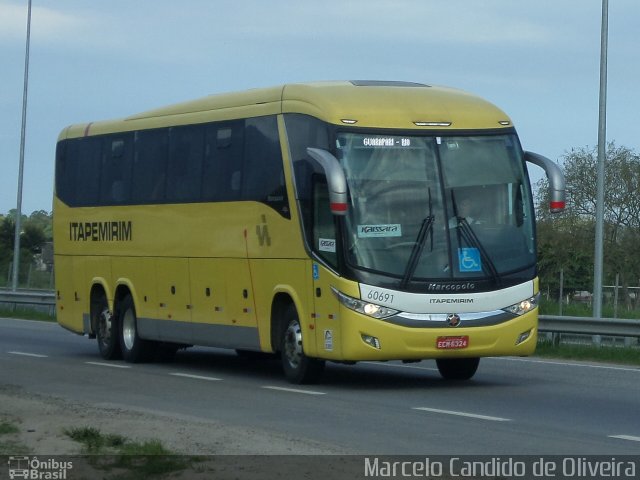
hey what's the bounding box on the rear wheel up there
[280,306,325,384]
[436,357,480,380]
[118,294,154,363]
[95,295,120,360]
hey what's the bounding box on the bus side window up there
[55,140,76,206]
[202,122,244,201]
[167,125,204,202]
[243,116,289,217]
[312,179,337,268]
[100,135,132,205]
[75,137,102,206]
[133,129,169,203]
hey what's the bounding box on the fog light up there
[516,329,532,345]
[361,334,381,349]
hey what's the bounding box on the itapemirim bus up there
[54,81,565,383]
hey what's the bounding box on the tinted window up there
[202,121,243,201]
[99,134,133,205]
[168,125,204,202]
[243,116,289,217]
[56,115,289,215]
[283,114,331,245]
[55,141,74,205]
[75,137,102,206]
[132,129,168,203]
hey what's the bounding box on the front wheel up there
[118,294,154,363]
[280,306,325,384]
[436,357,480,380]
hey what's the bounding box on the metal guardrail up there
[1,289,639,338]
[0,288,56,315]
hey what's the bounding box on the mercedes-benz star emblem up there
[447,313,461,327]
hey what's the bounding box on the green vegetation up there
[0,210,53,290]
[0,306,56,322]
[64,426,126,453]
[0,419,29,454]
[0,420,19,435]
[536,339,640,366]
[538,296,640,319]
[64,426,194,478]
[536,143,640,308]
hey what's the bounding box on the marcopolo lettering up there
[69,221,133,241]
[428,282,476,292]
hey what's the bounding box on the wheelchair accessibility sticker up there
[458,248,481,272]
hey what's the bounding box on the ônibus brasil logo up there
[7,456,73,479]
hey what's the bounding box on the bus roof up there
[61,81,513,139]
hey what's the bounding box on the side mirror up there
[306,148,348,216]
[525,151,566,213]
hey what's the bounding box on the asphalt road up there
[1,317,639,455]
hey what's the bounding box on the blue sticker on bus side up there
[458,248,481,272]
[313,263,319,280]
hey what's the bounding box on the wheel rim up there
[98,308,112,349]
[283,319,303,369]
[122,308,136,351]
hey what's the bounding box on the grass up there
[0,419,29,454]
[0,306,56,322]
[539,296,640,319]
[64,426,126,454]
[536,339,640,366]
[64,426,194,478]
[0,421,19,435]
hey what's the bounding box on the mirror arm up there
[525,151,566,213]
[306,147,348,216]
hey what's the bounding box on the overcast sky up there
[1,0,638,214]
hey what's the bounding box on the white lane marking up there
[413,407,511,422]
[8,351,48,358]
[362,361,439,372]
[262,386,326,395]
[609,435,640,443]
[85,361,131,369]
[169,373,221,381]
[493,357,640,373]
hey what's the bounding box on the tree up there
[24,210,53,241]
[535,142,640,303]
[0,210,52,287]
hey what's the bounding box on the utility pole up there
[592,0,608,322]
[12,0,32,291]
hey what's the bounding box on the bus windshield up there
[336,132,535,283]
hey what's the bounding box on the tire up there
[118,294,154,363]
[436,357,480,380]
[280,306,325,384]
[95,294,121,360]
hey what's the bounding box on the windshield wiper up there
[400,190,434,289]
[451,192,501,285]
[400,216,434,289]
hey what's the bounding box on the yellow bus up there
[54,81,565,383]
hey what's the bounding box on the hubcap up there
[122,308,136,351]
[283,320,303,369]
[98,308,112,347]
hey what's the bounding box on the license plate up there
[436,336,469,349]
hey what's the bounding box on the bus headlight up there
[503,293,540,316]
[331,287,399,319]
